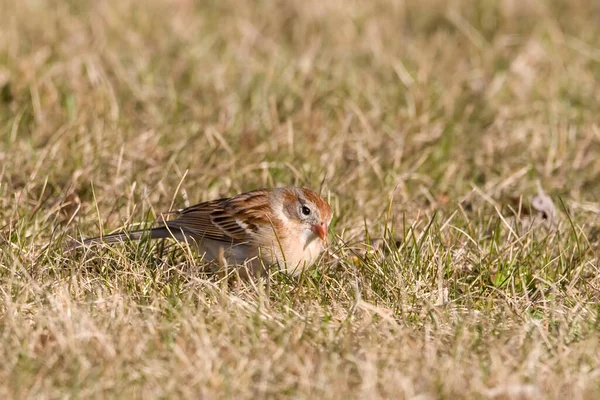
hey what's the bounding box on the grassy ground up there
[2,0,600,398]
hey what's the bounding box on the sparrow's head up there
[280,187,333,243]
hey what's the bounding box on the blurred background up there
[2,0,599,234]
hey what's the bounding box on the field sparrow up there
[71,187,333,275]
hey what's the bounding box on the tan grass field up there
[2,0,600,398]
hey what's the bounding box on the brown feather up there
[163,189,274,244]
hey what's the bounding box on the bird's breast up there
[273,236,324,275]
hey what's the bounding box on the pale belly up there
[194,236,324,277]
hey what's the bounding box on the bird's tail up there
[67,226,185,251]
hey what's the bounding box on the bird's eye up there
[301,205,311,216]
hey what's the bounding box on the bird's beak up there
[311,223,328,243]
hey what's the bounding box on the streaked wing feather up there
[165,211,232,242]
[162,190,271,244]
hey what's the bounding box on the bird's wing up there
[163,189,277,245]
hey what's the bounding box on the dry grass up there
[2,0,600,398]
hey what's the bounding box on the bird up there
[70,187,333,276]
